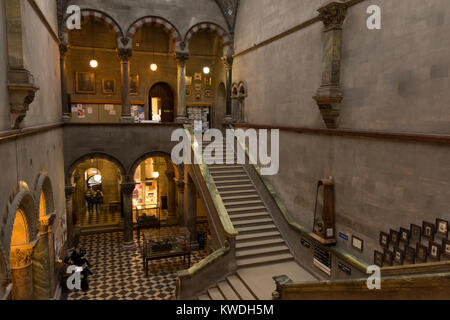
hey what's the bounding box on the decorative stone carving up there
[8,68,39,129]
[120,37,130,47]
[10,243,35,269]
[313,2,347,129]
[317,2,348,31]
[121,182,136,196]
[221,56,233,71]
[117,48,132,62]
[39,214,56,234]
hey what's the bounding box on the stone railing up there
[176,125,238,300]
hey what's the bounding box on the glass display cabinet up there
[142,227,191,277]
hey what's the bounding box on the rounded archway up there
[149,82,174,123]
[70,158,123,228]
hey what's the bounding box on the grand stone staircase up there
[196,141,314,300]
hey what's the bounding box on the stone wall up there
[233,0,450,264]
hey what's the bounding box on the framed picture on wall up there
[194,72,202,81]
[75,72,95,94]
[394,248,404,265]
[374,251,384,267]
[443,239,450,258]
[390,229,400,247]
[383,249,393,266]
[404,246,416,264]
[204,89,212,98]
[130,74,140,95]
[351,235,363,252]
[422,221,435,241]
[102,78,116,95]
[185,76,193,86]
[436,219,449,237]
[429,242,441,261]
[185,88,192,97]
[380,232,390,249]
[194,83,202,91]
[410,224,422,242]
[416,243,428,263]
[399,227,410,245]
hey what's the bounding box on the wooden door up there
[149,83,174,123]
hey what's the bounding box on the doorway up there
[149,82,174,123]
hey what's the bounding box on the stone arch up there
[126,16,183,50]
[34,171,55,219]
[1,182,38,270]
[231,82,239,98]
[184,22,233,56]
[61,9,125,46]
[128,151,183,180]
[66,153,127,185]
[238,81,248,98]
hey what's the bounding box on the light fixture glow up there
[152,172,160,179]
[90,59,98,68]
[93,174,102,182]
[203,66,210,74]
[150,63,158,71]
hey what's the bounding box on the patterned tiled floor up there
[77,208,122,227]
[65,228,209,300]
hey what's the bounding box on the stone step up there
[236,238,286,251]
[208,165,243,171]
[224,200,265,208]
[217,281,240,300]
[210,170,246,176]
[221,194,261,201]
[230,212,271,221]
[217,184,255,191]
[215,179,251,186]
[226,275,256,300]
[235,224,278,235]
[236,245,291,260]
[227,206,267,214]
[237,231,281,243]
[232,218,274,228]
[213,174,249,181]
[218,189,258,196]
[208,287,225,300]
[198,294,211,301]
[237,253,294,268]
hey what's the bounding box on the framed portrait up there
[428,242,441,261]
[422,221,435,241]
[416,243,428,263]
[194,84,202,91]
[436,219,449,237]
[443,239,450,258]
[410,224,422,242]
[129,74,140,95]
[102,78,116,95]
[383,249,393,266]
[399,227,410,245]
[195,92,201,100]
[404,247,416,265]
[185,88,192,97]
[351,236,363,252]
[380,232,390,249]
[185,76,193,86]
[194,72,202,81]
[75,72,95,94]
[390,230,400,247]
[374,251,384,267]
[204,77,212,87]
[394,248,404,265]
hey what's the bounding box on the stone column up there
[59,43,70,122]
[32,214,56,300]
[184,178,197,242]
[10,242,36,300]
[165,171,176,224]
[222,56,233,123]
[313,2,347,129]
[118,48,133,123]
[176,52,189,123]
[175,179,185,226]
[64,185,75,250]
[121,179,136,247]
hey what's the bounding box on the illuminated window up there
[11,209,29,246]
[39,191,46,217]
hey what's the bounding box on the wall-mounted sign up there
[339,232,349,241]
[301,238,311,249]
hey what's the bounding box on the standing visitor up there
[84,187,94,214]
[94,188,104,214]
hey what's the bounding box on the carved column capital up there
[121,182,136,196]
[165,170,175,180]
[10,243,35,269]
[221,56,234,70]
[317,2,348,31]
[175,52,189,65]
[39,213,56,234]
[175,179,185,191]
[65,185,75,198]
[117,48,133,62]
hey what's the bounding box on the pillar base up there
[120,116,135,123]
